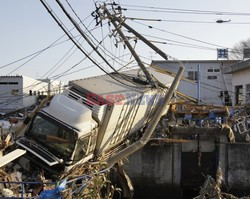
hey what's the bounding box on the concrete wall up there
[125,140,250,198]
[227,144,250,191]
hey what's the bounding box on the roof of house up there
[222,59,250,74]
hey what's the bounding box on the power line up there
[128,31,243,61]
[54,0,143,88]
[126,17,250,25]
[131,20,228,49]
[0,36,73,70]
[0,13,93,71]
[136,32,216,51]
[0,51,134,108]
[64,0,136,75]
[0,36,79,79]
[0,19,100,100]
[0,16,101,99]
[119,4,250,16]
[42,0,152,89]
[50,52,132,79]
[0,55,134,109]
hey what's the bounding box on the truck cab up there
[16,93,98,174]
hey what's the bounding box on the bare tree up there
[230,38,250,60]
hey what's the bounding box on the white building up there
[38,78,63,95]
[223,59,250,105]
[0,76,63,113]
[151,60,239,105]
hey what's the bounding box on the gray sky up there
[1,0,250,84]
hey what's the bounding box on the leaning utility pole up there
[103,6,156,86]
[103,5,185,70]
[111,16,169,62]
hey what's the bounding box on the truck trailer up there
[15,68,174,175]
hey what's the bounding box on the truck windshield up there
[25,112,77,160]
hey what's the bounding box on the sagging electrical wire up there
[118,4,250,17]
[126,17,250,25]
[58,0,142,86]
[40,0,152,89]
[0,18,101,100]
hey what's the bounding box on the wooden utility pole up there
[104,7,156,86]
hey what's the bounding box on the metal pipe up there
[197,64,201,104]
[107,66,184,166]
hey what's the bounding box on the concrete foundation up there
[124,137,250,198]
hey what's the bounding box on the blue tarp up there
[39,179,66,199]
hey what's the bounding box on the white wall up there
[22,76,49,108]
[0,76,64,113]
[37,79,64,95]
[0,76,23,112]
[232,68,250,105]
[152,61,234,105]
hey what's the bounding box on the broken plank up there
[0,149,26,168]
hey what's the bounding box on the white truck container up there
[16,68,174,174]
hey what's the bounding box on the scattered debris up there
[59,159,118,199]
[194,164,250,199]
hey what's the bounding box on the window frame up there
[187,71,198,80]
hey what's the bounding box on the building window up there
[0,82,18,85]
[207,69,213,72]
[220,91,231,106]
[187,71,198,80]
[29,90,32,96]
[235,85,243,105]
[246,84,250,103]
[11,89,19,96]
[214,69,220,72]
[207,75,217,80]
[224,91,231,106]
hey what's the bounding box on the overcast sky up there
[1,0,250,84]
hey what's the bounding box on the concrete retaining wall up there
[124,140,250,198]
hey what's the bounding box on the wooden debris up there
[0,171,22,196]
[0,149,26,168]
[195,164,250,199]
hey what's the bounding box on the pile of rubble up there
[0,147,113,198]
[195,165,250,199]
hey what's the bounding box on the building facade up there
[223,59,250,106]
[151,60,239,105]
[0,76,63,113]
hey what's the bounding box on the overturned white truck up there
[16,68,176,175]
